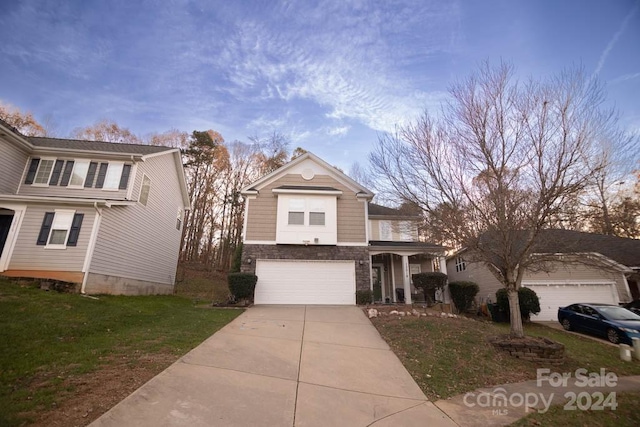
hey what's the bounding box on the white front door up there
[254,259,356,305]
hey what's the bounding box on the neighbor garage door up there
[523,282,619,321]
[254,260,356,305]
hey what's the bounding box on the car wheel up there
[561,319,571,331]
[607,328,620,344]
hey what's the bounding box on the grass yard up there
[510,391,640,427]
[371,314,640,402]
[0,278,242,427]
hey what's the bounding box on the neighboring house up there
[446,230,640,321]
[0,120,189,295]
[240,152,447,305]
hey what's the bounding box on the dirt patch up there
[23,353,177,427]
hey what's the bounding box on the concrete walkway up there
[90,305,457,427]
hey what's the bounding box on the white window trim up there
[103,161,124,191]
[32,157,57,187]
[138,174,151,206]
[455,256,466,272]
[67,159,90,189]
[45,209,76,250]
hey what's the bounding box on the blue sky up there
[1,0,638,171]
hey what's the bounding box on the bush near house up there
[449,281,479,313]
[412,272,447,305]
[228,272,258,301]
[496,287,541,322]
[356,289,373,305]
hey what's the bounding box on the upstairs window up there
[69,160,90,187]
[379,221,392,240]
[103,161,124,189]
[455,256,466,272]
[32,159,55,185]
[139,174,151,206]
[176,208,183,230]
[287,199,305,225]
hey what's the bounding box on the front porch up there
[368,241,448,305]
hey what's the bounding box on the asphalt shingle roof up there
[28,136,173,155]
[368,203,416,217]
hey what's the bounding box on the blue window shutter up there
[118,164,132,189]
[49,160,64,185]
[85,162,98,188]
[95,163,108,188]
[37,212,55,245]
[60,161,74,186]
[25,158,40,184]
[67,213,84,246]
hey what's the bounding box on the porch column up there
[390,254,396,303]
[369,253,373,293]
[439,256,449,303]
[402,254,412,305]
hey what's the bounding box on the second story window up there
[32,159,55,185]
[139,174,151,206]
[103,162,124,189]
[69,160,90,187]
[455,256,466,272]
[309,199,325,226]
[379,221,392,240]
[288,199,305,225]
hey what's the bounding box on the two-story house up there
[240,152,447,305]
[0,120,189,295]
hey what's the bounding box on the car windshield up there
[597,306,640,321]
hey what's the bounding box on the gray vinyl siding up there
[18,156,130,199]
[8,204,94,271]
[88,153,183,285]
[245,174,366,243]
[0,138,29,194]
[446,260,504,303]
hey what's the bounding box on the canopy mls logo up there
[463,368,619,415]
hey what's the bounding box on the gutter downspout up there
[81,202,103,294]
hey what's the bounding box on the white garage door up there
[524,282,619,321]
[254,259,356,305]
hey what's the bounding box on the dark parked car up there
[557,303,640,345]
[623,300,640,316]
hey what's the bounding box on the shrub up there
[228,272,257,300]
[495,287,541,321]
[412,272,447,305]
[356,290,373,305]
[449,281,479,313]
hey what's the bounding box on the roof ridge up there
[29,135,173,150]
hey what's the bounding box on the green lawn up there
[371,314,640,402]
[0,278,242,427]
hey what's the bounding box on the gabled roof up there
[241,152,374,198]
[532,229,640,268]
[29,136,172,156]
[368,203,419,218]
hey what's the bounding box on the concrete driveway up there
[90,306,457,427]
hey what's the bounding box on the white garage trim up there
[523,280,619,322]
[255,259,356,305]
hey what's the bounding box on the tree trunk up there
[507,288,524,338]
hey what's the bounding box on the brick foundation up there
[241,244,371,291]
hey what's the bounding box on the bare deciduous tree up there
[370,62,628,338]
[0,101,46,136]
[72,119,142,143]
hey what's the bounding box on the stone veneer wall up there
[241,244,371,292]
[489,336,565,365]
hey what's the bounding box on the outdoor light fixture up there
[246,258,252,264]
[359,260,364,265]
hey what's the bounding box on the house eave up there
[31,146,146,160]
[272,188,343,196]
[0,194,135,207]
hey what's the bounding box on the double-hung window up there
[287,198,305,225]
[36,210,84,248]
[32,158,55,185]
[455,256,466,272]
[139,174,151,206]
[68,160,90,187]
[103,161,124,189]
[309,199,325,226]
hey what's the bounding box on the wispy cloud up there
[609,72,640,85]
[592,1,639,78]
